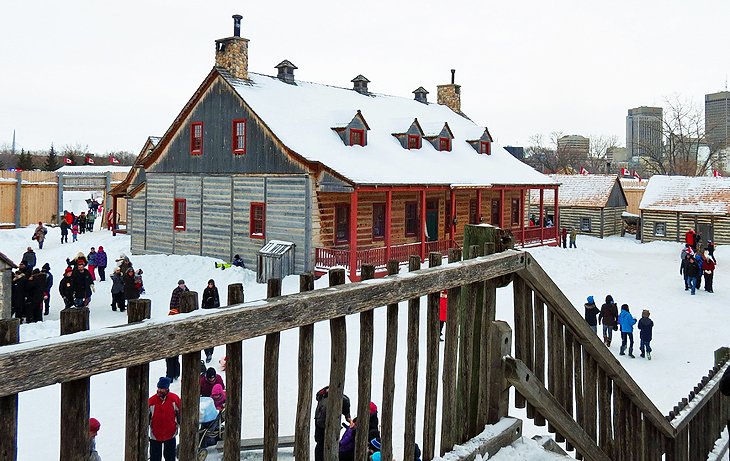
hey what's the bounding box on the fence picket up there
[224,284,244,461]
[355,265,376,461]
[403,256,421,461]
[125,300,151,461]
[381,260,400,461]
[423,254,441,460]
[324,269,347,461]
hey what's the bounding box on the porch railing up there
[315,239,457,272]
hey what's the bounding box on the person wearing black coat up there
[42,263,53,316]
[201,279,220,362]
[637,309,654,359]
[314,386,351,461]
[684,254,700,295]
[584,296,600,334]
[11,270,28,320]
[598,295,619,347]
[25,269,47,322]
[110,268,126,312]
[122,268,138,309]
[60,220,69,244]
[59,267,75,309]
[70,263,94,307]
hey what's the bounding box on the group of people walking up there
[59,210,97,244]
[11,247,53,323]
[584,295,654,360]
[679,235,717,295]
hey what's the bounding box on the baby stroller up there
[196,397,225,460]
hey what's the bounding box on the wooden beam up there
[294,274,314,461]
[355,265,375,461]
[178,291,200,461]
[385,191,392,262]
[59,308,90,461]
[502,357,611,461]
[223,284,244,461]
[444,418,522,461]
[0,319,20,461]
[403,256,421,461]
[324,269,347,461]
[422,254,442,460]
[125,300,151,461]
[264,279,282,461]
[380,261,399,461]
[349,190,358,279]
[440,249,462,454]
[486,321,512,424]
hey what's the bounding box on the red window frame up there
[191,122,203,155]
[511,198,521,226]
[480,141,491,155]
[250,202,265,239]
[372,203,385,240]
[469,199,478,224]
[405,201,419,236]
[174,198,186,231]
[232,119,246,154]
[350,129,365,146]
[407,134,421,149]
[439,137,451,152]
[335,204,350,244]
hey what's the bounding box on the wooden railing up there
[0,236,727,461]
[314,239,457,272]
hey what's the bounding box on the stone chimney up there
[413,87,429,104]
[351,75,370,95]
[437,69,461,114]
[215,15,249,80]
[275,60,297,84]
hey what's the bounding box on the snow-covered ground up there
[2,226,725,460]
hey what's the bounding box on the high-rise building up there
[557,135,590,157]
[705,91,730,149]
[626,106,662,161]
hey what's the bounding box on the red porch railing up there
[511,226,559,247]
[315,239,456,272]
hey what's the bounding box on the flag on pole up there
[64,157,73,165]
[85,156,95,165]
[632,170,641,181]
[110,155,120,164]
[621,168,630,176]
[580,167,589,175]
[714,169,722,177]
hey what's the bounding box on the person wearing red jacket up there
[148,377,181,461]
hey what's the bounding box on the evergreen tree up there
[44,143,60,171]
[16,149,34,170]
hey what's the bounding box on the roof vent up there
[413,87,429,104]
[232,14,242,37]
[275,60,298,84]
[351,75,370,95]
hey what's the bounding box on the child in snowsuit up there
[584,295,600,334]
[134,269,145,295]
[71,224,79,242]
[638,309,654,359]
[339,417,357,461]
[619,304,637,358]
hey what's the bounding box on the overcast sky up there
[2,0,729,155]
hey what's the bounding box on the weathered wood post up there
[59,308,90,461]
[440,248,462,455]
[0,319,20,461]
[178,291,199,461]
[423,253,442,460]
[264,278,282,461]
[403,255,421,461]
[125,299,151,461]
[355,264,376,461]
[325,269,347,461]
[486,321,512,423]
[380,260,400,461]
[294,274,314,461]
[223,283,244,461]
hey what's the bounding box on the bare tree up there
[524,132,577,173]
[585,134,619,173]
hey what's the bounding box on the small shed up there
[0,251,18,319]
[257,240,296,283]
[639,175,730,245]
[530,174,628,238]
[619,178,647,215]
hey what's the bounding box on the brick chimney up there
[215,15,249,80]
[437,69,461,114]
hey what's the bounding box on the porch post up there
[539,188,544,245]
[449,188,456,243]
[349,189,359,280]
[112,195,118,236]
[476,189,482,223]
[520,189,525,247]
[553,187,559,243]
[499,188,505,229]
[420,189,426,259]
[385,190,392,263]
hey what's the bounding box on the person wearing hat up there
[21,247,36,271]
[95,246,108,281]
[148,377,181,461]
[59,266,75,309]
[199,367,225,398]
[89,417,101,461]
[584,295,600,335]
[32,221,47,249]
[122,267,137,308]
[41,263,53,316]
[110,267,126,312]
[169,280,189,313]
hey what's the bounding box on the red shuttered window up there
[439,137,451,152]
[480,141,491,155]
[174,199,186,230]
[191,122,203,155]
[350,129,365,146]
[232,119,246,154]
[407,135,421,149]
[250,202,265,238]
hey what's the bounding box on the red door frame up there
[385,190,392,262]
[539,188,544,244]
[476,189,483,223]
[553,186,560,242]
[499,189,505,228]
[449,189,456,241]
[520,189,525,245]
[420,190,426,259]
[349,189,359,279]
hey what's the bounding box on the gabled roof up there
[639,175,730,215]
[0,251,17,269]
[619,178,647,191]
[531,174,624,207]
[221,71,554,187]
[111,136,160,196]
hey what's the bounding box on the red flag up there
[579,167,589,175]
[85,156,95,165]
[64,157,73,165]
[110,156,120,164]
[714,169,722,177]
[632,170,641,181]
[621,168,630,176]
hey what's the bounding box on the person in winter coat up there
[25,269,47,323]
[201,279,220,362]
[314,386,352,461]
[122,268,138,307]
[134,269,145,295]
[561,227,568,249]
[684,253,700,295]
[618,304,637,358]
[638,309,654,359]
[87,212,95,232]
[88,417,102,461]
[11,269,28,320]
[59,267,75,309]
[42,263,53,316]
[232,254,245,268]
[368,401,381,442]
[685,229,696,251]
[95,246,108,281]
[199,367,225,398]
[32,222,47,249]
[170,280,188,311]
[60,219,69,244]
[116,254,132,275]
[584,296,600,334]
[71,260,94,307]
[78,212,87,234]
[707,240,717,262]
[71,223,79,242]
[21,247,36,271]
[439,290,448,341]
[569,228,577,248]
[339,417,357,461]
[703,251,716,293]
[598,295,619,347]
[87,247,98,281]
[148,377,181,461]
[110,268,126,312]
[211,383,226,411]
[695,252,704,290]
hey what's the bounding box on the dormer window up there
[350,129,365,147]
[468,127,494,155]
[408,135,421,149]
[480,141,491,155]
[439,137,451,152]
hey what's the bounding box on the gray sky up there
[2,0,729,155]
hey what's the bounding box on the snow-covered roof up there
[0,251,16,269]
[619,177,647,191]
[529,174,620,207]
[56,165,132,174]
[639,175,730,215]
[223,72,555,187]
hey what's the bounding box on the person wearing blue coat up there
[618,304,637,358]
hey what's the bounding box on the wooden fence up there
[0,242,727,460]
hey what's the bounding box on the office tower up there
[626,106,662,161]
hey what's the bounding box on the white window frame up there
[654,222,666,237]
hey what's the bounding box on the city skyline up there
[2,1,730,155]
